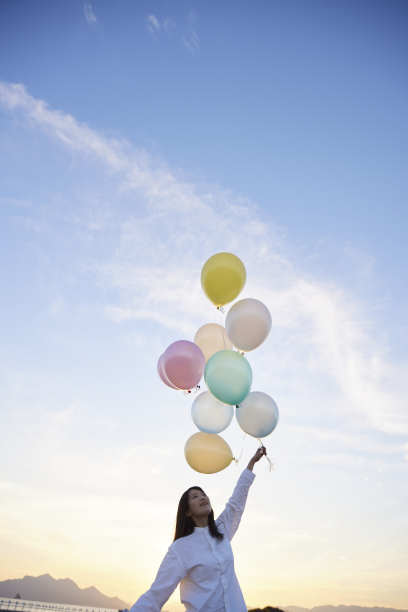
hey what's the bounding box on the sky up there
[0,0,407,609]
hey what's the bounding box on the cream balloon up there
[225,298,272,351]
[184,432,233,474]
[191,391,234,434]
[194,323,233,362]
[236,391,279,438]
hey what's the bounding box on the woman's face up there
[187,488,212,520]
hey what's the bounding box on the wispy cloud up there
[182,30,200,54]
[288,424,407,458]
[145,12,198,53]
[146,14,160,35]
[146,14,176,37]
[183,10,200,54]
[2,80,408,607]
[0,79,407,444]
[83,2,97,25]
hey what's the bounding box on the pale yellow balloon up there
[194,323,233,362]
[184,432,233,474]
[201,252,246,307]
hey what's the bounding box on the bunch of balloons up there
[157,252,279,474]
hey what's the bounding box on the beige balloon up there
[194,323,233,362]
[225,298,272,351]
[184,432,233,474]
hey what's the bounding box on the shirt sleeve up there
[129,545,186,611]
[216,467,256,541]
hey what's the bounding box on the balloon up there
[201,252,246,307]
[225,298,272,351]
[184,432,233,473]
[162,340,205,390]
[236,391,279,438]
[191,391,234,434]
[205,350,252,405]
[157,354,178,389]
[194,323,233,362]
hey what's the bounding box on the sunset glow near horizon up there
[1,1,407,610]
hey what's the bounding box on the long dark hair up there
[174,486,224,541]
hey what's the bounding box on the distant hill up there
[249,607,408,612]
[0,575,129,610]
[286,607,408,612]
[2,578,407,612]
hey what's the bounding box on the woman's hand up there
[247,446,267,471]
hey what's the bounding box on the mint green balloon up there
[205,350,252,405]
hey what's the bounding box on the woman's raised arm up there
[247,446,267,472]
[216,446,266,540]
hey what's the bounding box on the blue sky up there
[1,1,407,609]
[1,0,407,324]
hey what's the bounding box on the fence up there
[0,598,118,612]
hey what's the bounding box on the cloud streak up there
[83,2,97,25]
[182,30,200,54]
[146,14,176,36]
[146,14,160,34]
[183,10,200,54]
[0,79,407,444]
[1,80,408,608]
[145,12,198,53]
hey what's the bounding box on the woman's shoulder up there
[170,531,196,551]
[169,532,199,567]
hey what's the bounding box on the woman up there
[129,446,267,612]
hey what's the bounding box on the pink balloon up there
[157,354,179,389]
[162,340,205,390]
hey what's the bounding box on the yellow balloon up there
[201,252,246,307]
[194,323,233,362]
[184,432,233,474]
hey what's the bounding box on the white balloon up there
[236,391,279,438]
[194,323,233,362]
[192,391,234,434]
[225,298,272,351]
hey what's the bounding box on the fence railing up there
[0,598,118,612]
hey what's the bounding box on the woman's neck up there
[193,516,209,527]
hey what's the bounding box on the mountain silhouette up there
[0,575,129,609]
[284,607,408,612]
[249,607,408,612]
[2,578,407,612]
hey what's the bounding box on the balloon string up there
[232,433,247,468]
[164,373,200,394]
[257,439,274,472]
[182,385,201,396]
[216,306,225,314]
[237,432,247,464]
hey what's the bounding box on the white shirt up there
[129,468,256,612]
